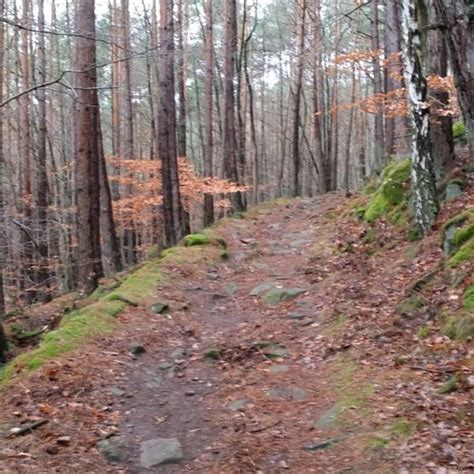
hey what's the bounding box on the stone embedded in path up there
[224,282,239,296]
[107,387,126,397]
[263,287,307,305]
[129,343,146,355]
[250,282,276,296]
[227,399,248,412]
[170,347,187,361]
[269,365,289,374]
[140,438,183,468]
[97,439,126,463]
[266,387,308,401]
[304,437,344,451]
[150,302,169,314]
[288,311,307,320]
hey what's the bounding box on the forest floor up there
[0,193,472,473]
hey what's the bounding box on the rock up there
[224,283,239,296]
[250,282,276,296]
[304,437,343,451]
[443,221,466,255]
[150,302,169,314]
[263,344,288,359]
[207,272,220,281]
[289,239,310,249]
[253,341,288,359]
[129,343,146,355]
[467,375,474,388]
[97,439,126,463]
[46,445,59,455]
[204,347,222,360]
[185,390,196,397]
[445,182,463,202]
[288,312,306,320]
[227,399,248,412]
[315,405,342,429]
[57,436,71,446]
[269,365,289,374]
[140,438,183,468]
[145,376,162,389]
[159,361,174,370]
[263,288,307,305]
[212,293,228,301]
[266,387,308,401]
[107,387,126,397]
[170,347,187,361]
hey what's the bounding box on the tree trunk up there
[36,0,52,302]
[427,0,454,176]
[222,0,245,211]
[176,0,187,158]
[384,0,406,155]
[291,0,306,197]
[402,0,439,233]
[311,0,328,193]
[203,0,214,227]
[157,0,186,246]
[432,0,474,158]
[0,0,7,362]
[371,0,385,169]
[98,110,123,274]
[74,0,104,291]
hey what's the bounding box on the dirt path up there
[1,195,472,473]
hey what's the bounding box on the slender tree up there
[291,0,306,197]
[203,0,215,226]
[222,0,245,211]
[0,0,7,361]
[402,0,439,233]
[36,0,52,302]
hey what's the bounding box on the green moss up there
[389,418,417,438]
[444,313,474,340]
[364,159,411,223]
[395,296,426,316]
[452,121,465,140]
[184,233,212,246]
[418,325,432,339]
[448,238,474,267]
[438,375,458,394]
[328,356,374,427]
[183,231,227,249]
[463,286,474,311]
[0,260,167,386]
[453,223,474,247]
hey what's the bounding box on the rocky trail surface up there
[0,195,472,473]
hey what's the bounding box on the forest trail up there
[1,194,472,473]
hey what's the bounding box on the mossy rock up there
[444,313,474,340]
[183,232,226,249]
[395,296,426,317]
[262,287,307,305]
[364,159,411,224]
[442,208,474,260]
[448,238,474,267]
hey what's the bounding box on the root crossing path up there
[3,196,459,473]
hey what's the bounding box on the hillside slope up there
[0,188,472,472]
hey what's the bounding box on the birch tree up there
[401,0,439,233]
